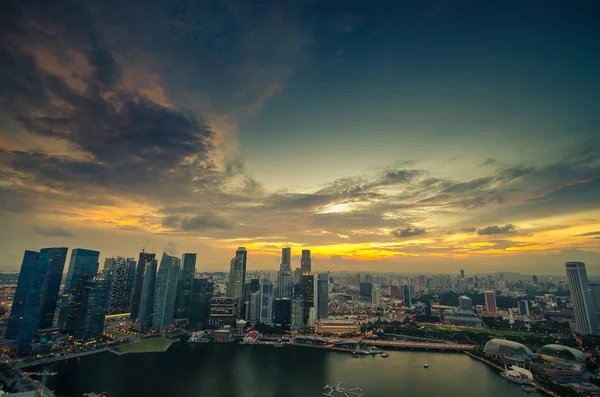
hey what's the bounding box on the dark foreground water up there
[33,342,525,397]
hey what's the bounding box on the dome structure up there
[483,339,533,360]
[538,344,587,363]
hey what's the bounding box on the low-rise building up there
[314,319,360,335]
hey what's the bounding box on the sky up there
[1,0,599,275]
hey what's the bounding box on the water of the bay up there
[33,342,526,397]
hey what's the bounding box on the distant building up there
[175,253,197,319]
[228,248,247,301]
[444,311,482,328]
[136,259,158,331]
[259,280,274,324]
[590,283,600,321]
[62,275,95,335]
[273,298,291,328]
[460,269,465,279]
[291,297,304,330]
[6,251,41,340]
[152,253,180,330]
[103,257,117,272]
[565,262,598,335]
[188,277,213,328]
[308,307,317,327]
[390,285,400,299]
[130,251,156,320]
[403,285,411,308]
[484,291,498,315]
[317,274,329,320]
[424,300,432,316]
[302,275,314,324]
[359,282,372,299]
[459,296,473,311]
[17,247,68,356]
[73,280,110,340]
[108,257,136,314]
[532,275,539,284]
[300,250,312,275]
[315,319,360,335]
[281,247,291,270]
[483,339,533,362]
[518,300,530,316]
[277,270,294,299]
[209,297,238,326]
[294,268,302,284]
[372,288,380,305]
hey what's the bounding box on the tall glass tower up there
[175,253,196,319]
[136,259,158,331]
[64,249,100,293]
[228,248,247,300]
[152,253,180,330]
[565,262,598,335]
[130,251,155,320]
[5,251,39,340]
[300,250,311,275]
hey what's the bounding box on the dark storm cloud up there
[461,228,476,233]
[32,226,75,237]
[477,224,516,236]
[180,214,233,231]
[575,231,600,237]
[391,226,426,238]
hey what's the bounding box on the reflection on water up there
[32,342,523,397]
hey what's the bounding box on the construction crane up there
[141,238,150,253]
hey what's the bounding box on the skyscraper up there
[291,297,304,330]
[136,258,158,331]
[259,280,274,324]
[403,285,411,308]
[459,296,473,311]
[103,257,117,272]
[273,298,291,328]
[248,292,261,323]
[175,253,197,319]
[108,257,136,314]
[73,279,110,340]
[317,274,328,320]
[152,253,180,330]
[5,251,39,340]
[130,251,155,320]
[188,277,213,328]
[228,247,247,301]
[484,290,498,315]
[590,283,600,321]
[532,275,539,284]
[62,274,95,335]
[460,269,465,279]
[302,274,314,324]
[17,247,68,355]
[372,287,380,305]
[300,250,311,275]
[281,247,291,270]
[390,285,400,299]
[565,262,598,335]
[277,270,294,299]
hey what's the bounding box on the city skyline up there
[1,0,599,274]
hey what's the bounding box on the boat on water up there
[500,364,534,385]
[188,331,211,343]
[83,392,107,397]
[423,364,429,368]
[381,353,389,358]
[522,385,539,393]
[274,339,285,347]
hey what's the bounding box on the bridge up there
[21,371,58,376]
[361,339,476,351]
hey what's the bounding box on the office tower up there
[228,247,247,300]
[300,250,311,275]
[359,282,372,298]
[5,251,39,340]
[136,259,158,331]
[294,268,302,284]
[248,292,261,323]
[460,269,465,279]
[175,253,197,319]
[403,285,411,308]
[372,288,380,305]
[459,296,473,311]
[355,273,361,286]
[281,247,291,271]
[17,247,68,355]
[108,257,136,314]
[291,297,304,330]
[277,269,294,299]
[532,275,539,284]
[565,262,598,335]
[425,300,432,316]
[390,285,400,299]
[317,274,329,320]
[308,307,317,326]
[365,274,373,284]
[273,298,291,328]
[152,253,181,330]
[209,297,238,326]
[188,277,214,328]
[130,251,155,320]
[73,279,110,340]
[259,280,274,324]
[64,249,100,293]
[302,275,314,324]
[518,300,530,316]
[62,275,95,334]
[103,257,117,272]
[484,290,498,315]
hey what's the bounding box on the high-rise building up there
[317,274,328,320]
[355,273,361,286]
[390,285,400,299]
[532,275,539,284]
[228,247,247,301]
[108,257,136,314]
[300,250,311,275]
[6,251,39,340]
[209,297,238,326]
[518,300,530,316]
[17,247,68,355]
[359,282,372,298]
[259,280,274,324]
[372,288,380,305]
[590,283,600,321]
[277,270,294,299]
[484,290,498,315]
[460,269,465,279]
[130,251,155,320]
[62,275,95,335]
[73,279,110,340]
[136,259,158,331]
[273,298,291,328]
[175,253,197,319]
[294,268,302,284]
[403,285,411,308]
[459,296,473,311]
[281,247,291,271]
[291,297,304,330]
[103,257,117,272]
[58,249,100,330]
[188,277,213,328]
[425,300,432,316]
[302,275,314,324]
[152,253,180,330]
[248,292,261,323]
[565,262,598,335]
